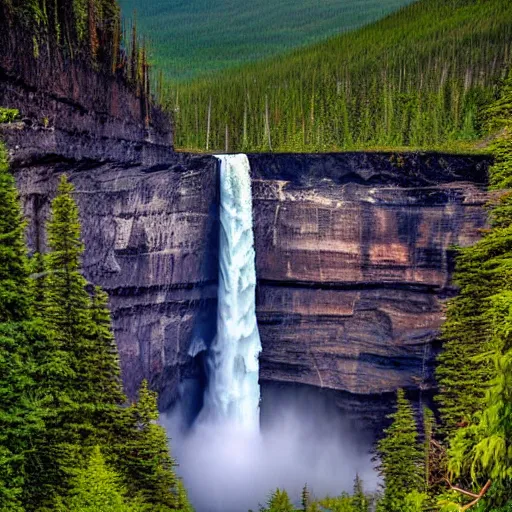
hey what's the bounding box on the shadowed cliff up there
[5,140,491,409]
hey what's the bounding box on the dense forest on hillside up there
[167,0,512,153]
[117,0,414,81]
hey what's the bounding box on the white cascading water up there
[168,154,377,512]
[202,153,262,431]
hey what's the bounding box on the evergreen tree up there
[301,484,310,512]
[57,445,141,512]
[121,380,188,511]
[352,474,369,512]
[0,142,42,511]
[24,175,94,509]
[28,252,47,308]
[88,286,125,403]
[376,389,424,512]
[260,489,296,512]
[447,292,512,507]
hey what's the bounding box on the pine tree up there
[260,489,296,512]
[447,292,512,507]
[24,175,94,509]
[88,286,124,403]
[120,380,188,511]
[376,389,424,512]
[58,445,141,512]
[301,484,310,512]
[0,142,42,511]
[352,474,369,512]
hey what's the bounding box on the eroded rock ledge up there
[249,153,489,395]
[11,150,490,408]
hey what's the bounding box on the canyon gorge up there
[1,58,491,417]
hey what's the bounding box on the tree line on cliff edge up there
[0,0,156,126]
[0,139,192,511]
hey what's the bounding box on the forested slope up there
[169,0,512,153]
[118,0,414,81]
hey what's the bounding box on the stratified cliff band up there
[7,140,490,408]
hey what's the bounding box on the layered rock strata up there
[248,153,489,395]
[11,150,490,408]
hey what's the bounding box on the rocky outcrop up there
[10,147,490,408]
[0,54,173,166]
[249,153,489,396]
[14,154,219,408]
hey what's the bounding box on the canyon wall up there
[249,153,489,398]
[7,143,490,408]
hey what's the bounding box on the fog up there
[162,384,378,512]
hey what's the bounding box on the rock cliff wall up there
[248,153,489,397]
[10,149,490,408]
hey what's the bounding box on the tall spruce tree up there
[121,380,189,511]
[57,446,141,512]
[376,390,424,512]
[25,175,96,509]
[0,142,42,511]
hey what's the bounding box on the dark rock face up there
[12,149,490,408]
[14,154,219,408]
[248,153,489,395]
[0,60,173,167]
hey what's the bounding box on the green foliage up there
[118,0,413,81]
[0,141,43,512]
[260,489,296,512]
[436,63,512,435]
[317,494,355,512]
[119,380,190,511]
[376,389,425,512]
[0,108,19,123]
[166,0,512,153]
[435,64,512,510]
[352,474,370,512]
[0,143,30,322]
[447,292,512,507]
[56,446,141,512]
[23,175,95,508]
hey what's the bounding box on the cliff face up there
[10,146,490,408]
[248,153,489,396]
[0,38,173,166]
[14,154,219,407]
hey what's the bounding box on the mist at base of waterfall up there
[162,385,378,512]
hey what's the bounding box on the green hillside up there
[168,0,512,153]
[118,0,414,81]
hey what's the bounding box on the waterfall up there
[202,154,261,431]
